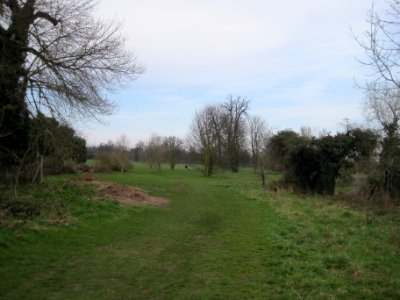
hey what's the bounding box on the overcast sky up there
[80,0,384,146]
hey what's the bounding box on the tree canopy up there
[0,0,143,178]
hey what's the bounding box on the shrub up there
[94,153,114,172]
[43,156,79,175]
[94,153,133,173]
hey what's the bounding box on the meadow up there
[0,164,399,299]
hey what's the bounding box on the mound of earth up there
[72,178,169,207]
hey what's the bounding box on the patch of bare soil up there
[71,178,169,207]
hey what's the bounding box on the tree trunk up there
[0,1,35,177]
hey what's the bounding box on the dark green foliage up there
[30,115,87,162]
[0,103,30,170]
[290,145,322,194]
[30,115,87,175]
[346,128,378,162]
[273,131,360,195]
[380,122,400,166]
[0,1,32,173]
[379,123,400,201]
[315,134,352,195]
[269,130,308,172]
[1,114,87,185]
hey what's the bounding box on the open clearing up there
[1,164,400,299]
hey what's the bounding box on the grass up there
[0,163,399,299]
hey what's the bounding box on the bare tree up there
[354,1,400,91]
[355,1,400,198]
[366,87,400,166]
[0,0,143,177]
[188,97,250,176]
[188,105,221,176]
[366,87,400,129]
[132,140,145,162]
[114,135,131,173]
[299,126,313,139]
[355,1,400,139]
[144,134,164,171]
[163,136,183,170]
[247,115,268,173]
[222,95,250,172]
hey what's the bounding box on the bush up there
[43,156,79,175]
[94,153,133,173]
[94,153,114,172]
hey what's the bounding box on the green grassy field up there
[1,164,400,299]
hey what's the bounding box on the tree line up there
[87,95,379,199]
[88,135,190,172]
[1,0,400,205]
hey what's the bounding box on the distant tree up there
[299,126,314,139]
[188,105,221,176]
[144,135,164,171]
[222,95,250,172]
[164,136,184,170]
[93,136,132,173]
[183,145,201,166]
[318,129,330,138]
[87,141,115,160]
[132,141,145,162]
[0,0,143,181]
[346,127,378,172]
[247,115,268,173]
[188,96,250,175]
[210,105,226,169]
[114,135,131,173]
[268,130,306,172]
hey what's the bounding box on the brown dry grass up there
[70,178,169,207]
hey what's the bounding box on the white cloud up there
[97,0,371,74]
[81,0,384,144]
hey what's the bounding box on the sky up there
[79,0,385,147]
